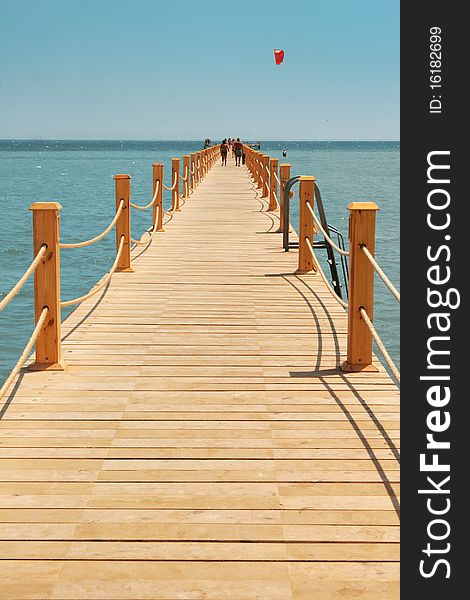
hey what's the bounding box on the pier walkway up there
[0,158,399,598]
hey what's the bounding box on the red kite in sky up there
[274,49,285,65]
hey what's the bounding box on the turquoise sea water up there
[0,140,399,382]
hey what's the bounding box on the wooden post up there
[190,153,196,190]
[153,162,164,232]
[341,202,380,372]
[182,155,190,198]
[269,158,278,211]
[277,163,291,232]
[256,153,262,189]
[114,174,133,272]
[243,146,249,174]
[171,157,180,211]
[262,156,269,198]
[28,202,66,371]
[296,176,316,274]
[195,153,200,185]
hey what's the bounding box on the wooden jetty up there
[0,146,400,598]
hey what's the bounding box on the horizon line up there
[1,138,400,143]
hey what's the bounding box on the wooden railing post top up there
[271,158,279,165]
[29,202,62,212]
[172,157,180,162]
[114,174,131,180]
[153,161,163,167]
[280,163,291,168]
[299,176,316,182]
[348,202,380,211]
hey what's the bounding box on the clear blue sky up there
[0,0,399,140]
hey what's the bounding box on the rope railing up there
[129,180,160,211]
[222,143,399,381]
[60,235,125,307]
[0,245,47,312]
[305,237,349,310]
[273,169,398,380]
[1,145,219,379]
[360,307,400,383]
[60,200,124,249]
[361,244,400,303]
[0,306,48,401]
[162,173,178,191]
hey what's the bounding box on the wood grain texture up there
[1,158,400,598]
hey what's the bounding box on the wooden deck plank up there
[0,160,399,598]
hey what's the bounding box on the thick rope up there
[130,181,160,211]
[361,245,400,303]
[60,236,125,307]
[60,200,124,249]
[180,167,188,182]
[359,307,400,383]
[305,238,349,309]
[273,172,281,186]
[0,306,48,400]
[162,173,178,192]
[0,245,47,312]
[309,209,350,256]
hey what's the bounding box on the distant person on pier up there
[220,139,228,166]
[234,138,243,167]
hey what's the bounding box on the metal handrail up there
[326,224,349,298]
[313,183,344,299]
[282,176,300,251]
[282,176,346,300]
